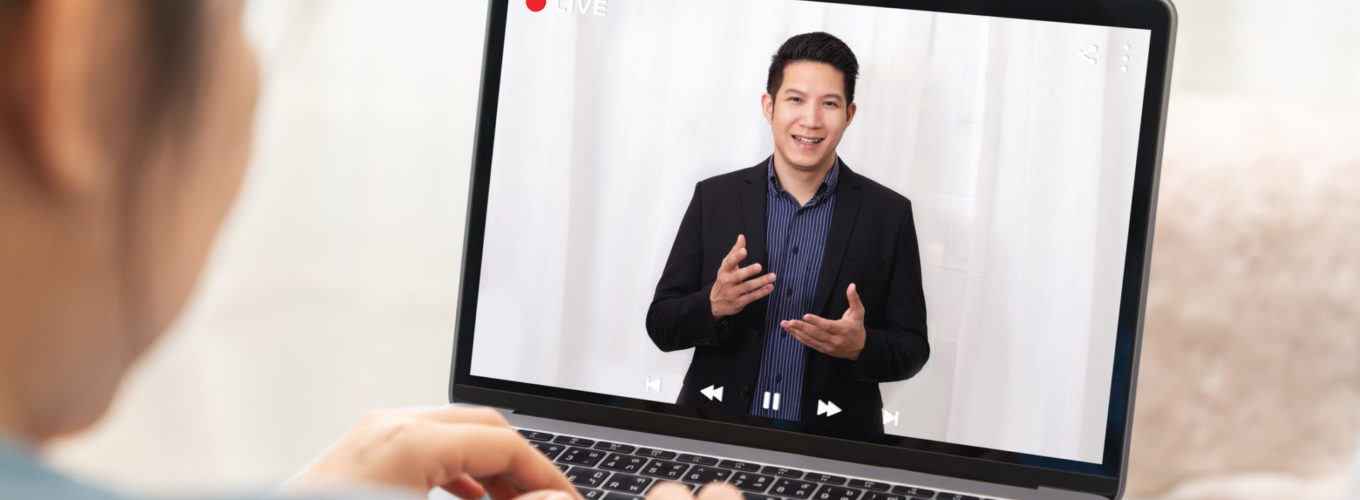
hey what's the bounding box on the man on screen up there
[646,32,929,434]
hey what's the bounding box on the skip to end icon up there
[700,385,723,402]
[645,377,661,393]
[882,408,899,427]
[817,400,841,417]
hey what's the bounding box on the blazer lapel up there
[812,163,862,316]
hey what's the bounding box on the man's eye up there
[788,97,802,102]
[824,101,839,108]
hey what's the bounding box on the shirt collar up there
[767,156,842,198]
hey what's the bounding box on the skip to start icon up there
[528,0,609,16]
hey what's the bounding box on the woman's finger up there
[441,473,489,500]
[424,424,579,499]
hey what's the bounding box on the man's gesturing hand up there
[710,234,776,322]
[289,406,579,500]
[782,283,867,361]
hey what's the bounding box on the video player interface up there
[469,0,1151,465]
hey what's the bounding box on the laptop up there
[448,1,1176,499]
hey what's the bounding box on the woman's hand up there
[289,406,578,500]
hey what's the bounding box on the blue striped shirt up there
[749,157,840,421]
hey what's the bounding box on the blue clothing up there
[0,434,415,500]
[748,158,840,421]
[0,435,128,499]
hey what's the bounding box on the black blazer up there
[646,159,929,433]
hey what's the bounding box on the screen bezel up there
[451,0,1176,497]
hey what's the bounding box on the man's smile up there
[793,134,825,145]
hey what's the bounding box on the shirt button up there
[776,374,783,382]
[792,246,799,255]
[785,288,793,297]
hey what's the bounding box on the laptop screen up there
[458,0,1166,481]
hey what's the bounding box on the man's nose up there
[798,107,823,129]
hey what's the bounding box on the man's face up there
[763,60,857,173]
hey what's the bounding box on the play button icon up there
[700,385,723,402]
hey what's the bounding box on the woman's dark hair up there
[766,32,859,104]
[1,0,211,337]
[0,0,205,167]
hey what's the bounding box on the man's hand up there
[288,406,579,500]
[710,234,776,321]
[782,283,867,360]
[647,481,743,500]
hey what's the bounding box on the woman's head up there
[0,0,258,440]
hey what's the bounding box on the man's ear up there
[7,0,109,197]
[845,102,857,126]
[762,92,774,125]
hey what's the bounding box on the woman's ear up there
[6,0,113,198]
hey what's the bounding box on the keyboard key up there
[676,453,720,466]
[603,493,642,500]
[600,453,650,473]
[935,494,978,500]
[888,486,934,497]
[846,479,890,492]
[728,472,774,492]
[719,460,763,472]
[769,478,818,498]
[860,492,906,500]
[744,496,782,500]
[567,467,612,487]
[634,448,678,460]
[577,487,606,500]
[554,435,597,448]
[683,466,731,484]
[805,473,848,485]
[560,447,608,467]
[761,466,805,479]
[594,441,637,454]
[670,483,715,494]
[529,441,565,460]
[555,463,570,473]
[518,429,555,442]
[602,473,654,495]
[641,459,690,480]
[813,485,863,500]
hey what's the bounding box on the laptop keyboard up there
[517,428,1002,500]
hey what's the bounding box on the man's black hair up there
[766,32,859,104]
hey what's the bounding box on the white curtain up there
[472,0,1149,463]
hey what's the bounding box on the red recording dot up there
[527,0,546,12]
